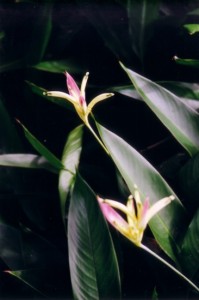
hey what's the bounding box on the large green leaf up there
[127,0,159,63]
[98,124,186,262]
[0,154,57,173]
[68,174,121,300]
[180,209,199,280]
[121,63,199,156]
[59,125,83,223]
[19,122,63,171]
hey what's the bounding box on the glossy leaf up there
[68,174,121,300]
[180,209,199,279]
[127,0,159,63]
[113,81,199,101]
[0,154,57,173]
[59,125,83,223]
[33,60,84,74]
[120,63,199,156]
[97,124,186,262]
[174,56,199,68]
[183,24,199,35]
[18,122,63,171]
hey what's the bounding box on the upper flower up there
[44,72,114,127]
[98,187,174,247]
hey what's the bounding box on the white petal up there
[86,93,114,116]
[44,91,77,104]
[145,195,175,226]
[80,72,89,99]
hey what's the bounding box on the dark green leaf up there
[33,60,84,74]
[59,125,83,222]
[98,124,186,262]
[183,24,199,35]
[18,122,63,171]
[174,56,199,68]
[127,0,159,63]
[68,174,121,300]
[180,209,199,279]
[121,63,199,156]
[26,4,52,64]
[26,81,72,110]
[0,97,22,152]
[0,154,57,173]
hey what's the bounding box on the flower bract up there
[98,188,175,247]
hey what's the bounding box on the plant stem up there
[141,244,199,293]
[86,123,109,155]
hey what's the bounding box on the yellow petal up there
[44,91,77,104]
[86,93,114,116]
[80,72,89,99]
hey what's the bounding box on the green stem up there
[86,123,109,155]
[141,244,199,293]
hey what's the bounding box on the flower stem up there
[86,123,109,155]
[141,244,199,293]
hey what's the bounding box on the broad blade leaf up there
[59,125,83,223]
[180,209,199,279]
[98,124,186,262]
[120,63,199,156]
[0,154,57,173]
[19,122,63,171]
[68,174,121,300]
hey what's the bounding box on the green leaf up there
[59,125,83,223]
[183,24,199,35]
[26,4,52,64]
[174,56,199,69]
[33,60,84,74]
[0,154,57,173]
[18,122,63,171]
[127,0,159,63]
[68,174,121,300]
[120,63,199,156]
[180,209,199,279]
[0,97,22,152]
[97,124,186,262]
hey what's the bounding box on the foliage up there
[0,0,199,299]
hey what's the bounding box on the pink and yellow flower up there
[44,72,114,127]
[98,188,174,246]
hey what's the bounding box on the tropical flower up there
[44,72,114,127]
[97,187,175,247]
